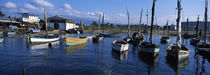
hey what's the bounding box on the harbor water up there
[0,34,210,75]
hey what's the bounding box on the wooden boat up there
[132,9,144,45]
[92,34,103,42]
[30,34,60,44]
[123,8,132,43]
[196,0,210,54]
[139,0,160,57]
[167,0,190,60]
[112,40,129,53]
[99,33,120,38]
[139,41,160,57]
[66,36,88,46]
[30,9,60,44]
[167,44,190,60]
[161,20,170,43]
[160,36,170,43]
[132,32,144,45]
[92,14,104,42]
[190,38,200,45]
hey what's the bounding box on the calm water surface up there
[0,34,210,75]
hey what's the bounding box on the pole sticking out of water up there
[98,14,101,32]
[80,18,84,35]
[204,0,208,45]
[127,8,130,37]
[166,20,169,36]
[187,18,189,34]
[196,15,199,37]
[44,9,48,35]
[139,8,143,33]
[102,13,105,33]
[149,0,156,44]
[176,0,182,48]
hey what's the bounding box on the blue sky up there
[0,0,208,25]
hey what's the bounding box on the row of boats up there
[111,0,210,62]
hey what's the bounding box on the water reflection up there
[30,41,60,50]
[111,50,128,61]
[166,55,189,75]
[65,42,88,53]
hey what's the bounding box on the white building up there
[48,15,78,30]
[21,13,40,23]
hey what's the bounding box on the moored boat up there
[66,36,88,46]
[92,34,103,42]
[167,0,190,60]
[190,38,200,45]
[139,41,160,57]
[112,40,129,53]
[132,32,144,45]
[139,0,160,57]
[167,44,190,61]
[196,0,210,55]
[30,34,60,44]
[160,36,170,43]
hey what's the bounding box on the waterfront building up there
[181,21,210,31]
[21,13,40,24]
[48,15,78,30]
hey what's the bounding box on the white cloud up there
[24,4,37,10]
[5,2,16,8]
[64,3,72,9]
[87,12,95,16]
[34,0,54,8]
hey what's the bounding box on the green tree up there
[0,11,5,18]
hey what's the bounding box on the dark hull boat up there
[132,32,144,45]
[167,44,190,61]
[160,36,170,43]
[92,35,103,43]
[99,33,120,38]
[190,38,200,45]
[139,42,160,57]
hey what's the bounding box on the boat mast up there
[127,8,130,37]
[204,0,208,45]
[102,13,105,33]
[44,9,48,35]
[176,0,182,48]
[187,18,189,34]
[98,14,101,32]
[166,20,169,36]
[80,18,84,35]
[146,9,149,32]
[139,8,143,33]
[196,15,199,37]
[149,0,156,44]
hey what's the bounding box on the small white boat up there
[160,36,170,43]
[112,40,129,53]
[30,34,60,44]
[139,41,160,57]
[167,44,190,61]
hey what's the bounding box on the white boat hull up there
[30,37,60,44]
[112,40,129,53]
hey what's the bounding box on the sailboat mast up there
[196,15,199,37]
[98,14,101,32]
[176,0,182,48]
[80,18,84,34]
[139,8,143,33]
[166,20,169,36]
[187,18,189,33]
[102,13,105,33]
[127,8,130,37]
[204,0,208,45]
[44,9,48,35]
[149,0,156,44]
